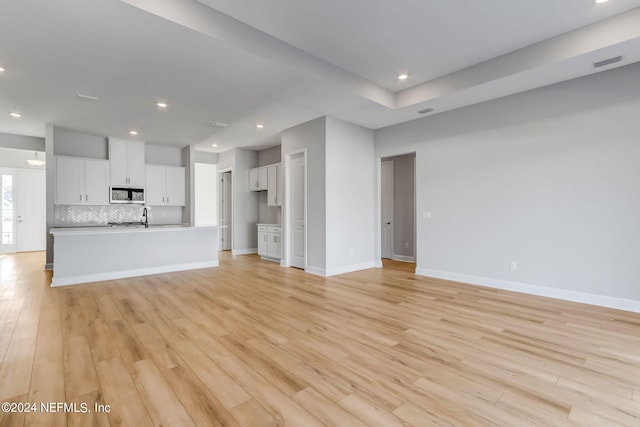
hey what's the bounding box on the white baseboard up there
[232,248,257,256]
[51,260,219,287]
[305,265,326,276]
[260,256,281,263]
[391,254,416,263]
[306,261,377,277]
[416,268,640,314]
[375,260,383,268]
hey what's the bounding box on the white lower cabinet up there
[257,224,282,260]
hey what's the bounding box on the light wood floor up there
[1,251,639,426]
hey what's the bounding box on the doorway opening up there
[285,150,306,270]
[380,153,416,272]
[219,170,232,251]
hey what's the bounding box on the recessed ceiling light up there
[211,122,228,128]
[156,102,168,108]
[9,112,21,118]
[212,144,219,148]
[129,130,138,136]
[0,67,5,72]
[595,0,608,3]
[398,73,408,80]
[256,124,264,129]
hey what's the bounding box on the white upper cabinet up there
[249,166,268,191]
[55,156,109,205]
[267,163,282,207]
[145,165,185,206]
[165,166,186,206]
[109,138,145,187]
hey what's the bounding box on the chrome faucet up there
[142,207,149,228]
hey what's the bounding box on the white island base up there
[50,226,218,287]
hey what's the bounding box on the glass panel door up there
[1,173,16,253]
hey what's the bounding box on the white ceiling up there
[1,0,640,153]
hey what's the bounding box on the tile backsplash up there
[54,205,183,227]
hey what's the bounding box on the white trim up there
[417,268,640,314]
[260,256,281,263]
[391,254,416,263]
[232,248,257,256]
[326,261,377,277]
[375,260,383,268]
[306,261,377,277]
[51,260,219,287]
[305,265,326,276]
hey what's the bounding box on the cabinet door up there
[109,139,129,186]
[258,229,267,256]
[267,165,277,207]
[257,167,268,191]
[267,232,282,259]
[249,169,258,191]
[165,166,185,206]
[85,160,109,205]
[276,163,282,206]
[145,165,166,205]
[55,157,85,205]
[126,141,146,187]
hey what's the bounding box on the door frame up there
[218,167,233,252]
[376,153,417,266]
[380,160,394,259]
[282,148,307,269]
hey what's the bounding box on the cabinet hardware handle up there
[85,194,88,201]
[167,197,169,203]
[80,194,82,201]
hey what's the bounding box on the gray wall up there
[258,145,281,166]
[382,153,415,260]
[194,150,219,164]
[325,117,375,272]
[281,117,326,271]
[375,62,640,302]
[0,132,44,151]
[53,127,107,159]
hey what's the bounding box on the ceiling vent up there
[593,56,622,68]
[418,108,434,115]
[210,122,229,128]
[77,94,98,101]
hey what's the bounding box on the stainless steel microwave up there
[110,187,145,204]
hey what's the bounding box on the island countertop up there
[50,224,215,236]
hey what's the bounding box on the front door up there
[16,169,46,252]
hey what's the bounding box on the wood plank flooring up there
[1,251,639,426]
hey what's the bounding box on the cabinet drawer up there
[257,225,268,232]
[267,226,282,233]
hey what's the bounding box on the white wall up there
[375,62,640,309]
[325,117,376,274]
[281,117,326,271]
[0,148,46,170]
[194,163,217,226]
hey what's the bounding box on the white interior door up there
[1,171,16,253]
[381,161,394,259]
[220,171,232,251]
[290,154,305,269]
[16,170,46,252]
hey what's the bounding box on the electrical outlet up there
[510,261,518,271]
[423,211,432,220]
[404,242,409,249]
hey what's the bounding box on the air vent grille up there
[594,56,622,68]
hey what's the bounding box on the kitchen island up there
[50,225,218,286]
